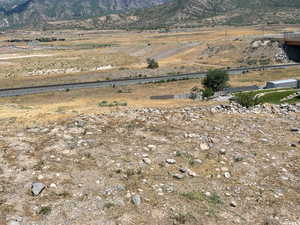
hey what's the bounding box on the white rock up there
[205,192,211,197]
[50,183,57,188]
[187,169,197,177]
[132,195,141,206]
[147,145,156,151]
[219,149,226,155]
[230,200,237,207]
[166,159,176,164]
[173,174,185,179]
[200,143,209,150]
[31,182,45,196]
[143,158,152,165]
[224,172,231,178]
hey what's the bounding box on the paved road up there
[0,63,300,97]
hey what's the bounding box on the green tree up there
[147,58,159,69]
[234,93,261,108]
[202,88,214,98]
[202,69,229,92]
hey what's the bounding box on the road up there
[0,63,300,97]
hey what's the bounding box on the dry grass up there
[0,66,299,126]
[0,80,198,125]
[230,67,300,86]
[2,25,300,86]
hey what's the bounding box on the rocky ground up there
[0,103,300,225]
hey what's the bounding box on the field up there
[1,24,300,89]
[0,66,299,126]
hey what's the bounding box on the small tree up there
[234,93,261,108]
[202,88,214,98]
[147,58,159,69]
[202,69,229,92]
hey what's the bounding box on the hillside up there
[0,0,169,28]
[131,0,300,28]
[1,0,300,29]
[1,98,300,225]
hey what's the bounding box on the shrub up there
[235,93,261,108]
[207,192,223,205]
[39,206,51,215]
[202,69,229,92]
[202,88,214,98]
[181,192,205,201]
[147,58,159,69]
[98,100,127,107]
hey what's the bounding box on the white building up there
[266,79,298,89]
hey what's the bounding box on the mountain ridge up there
[1,0,300,29]
[0,0,169,28]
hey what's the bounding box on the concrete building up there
[266,79,298,89]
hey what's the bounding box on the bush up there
[147,58,159,69]
[235,93,261,108]
[202,69,229,92]
[38,206,51,215]
[98,100,127,107]
[202,88,214,98]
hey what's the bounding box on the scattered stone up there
[147,145,156,151]
[132,194,141,206]
[230,200,237,207]
[224,172,231,179]
[234,155,244,162]
[260,138,268,143]
[179,168,187,173]
[115,184,126,192]
[219,149,226,155]
[291,128,299,132]
[31,182,45,196]
[173,174,185,179]
[225,192,231,197]
[143,158,152,165]
[205,192,211,197]
[192,159,203,165]
[166,159,176,164]
[200,143,209,150]
[187,169,197,177]
[50,183,57,188]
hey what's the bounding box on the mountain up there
[0,0,169,28]
[1,0,300,29]
[131,0,300,28]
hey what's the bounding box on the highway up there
[0,63,300,97]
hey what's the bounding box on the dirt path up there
[0,54,54,60]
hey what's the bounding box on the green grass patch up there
[181,191,223,205]
[207,193,223,205]
[260,90,297,104]
[72,43,117,49]
[234,88,299,105]
[285,95,300,104]
[181,191,205,201]
[38,206,51,216]
[98,100,127,107]
[235,88,291,98]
